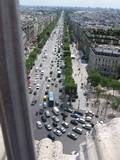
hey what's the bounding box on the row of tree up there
[64,20,77,96]
[88,70,120,93]
[88,70,120,118]
[25,17,58,74]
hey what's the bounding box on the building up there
[35,138,76,160]
[85,118,120,160]
[88,45,120,77]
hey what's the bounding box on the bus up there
[48,91,54,107]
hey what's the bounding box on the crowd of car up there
[36,106,95,141]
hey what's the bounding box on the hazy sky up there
[20,0,120,8]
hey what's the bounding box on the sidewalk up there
[70,43,89,111]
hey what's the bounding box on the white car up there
[85,116,92,122]
[54,129,62,136]
[46,84,50,89]
[36,84,40,89]
[36,75,39,79]
[43,102,47,108]
[36,121,42,129]
[34,80,37,85]
[35,66,39,72]
[41,70,44,75]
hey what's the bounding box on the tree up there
[94,86,105,115]
[103,93,112,120]
[111,98,120,114]
[117,63,120,78]
[89,70,101,87]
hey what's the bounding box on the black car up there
[33,91,37,95]
[45,124,52,131]
[47,133,55,141]
[31,99,37,106]
[71,114,80,118]
[64,108,73,113]
[41,116,47,122]
[61,112,68,118]
[70,119,78,126]
[52,122,58,127]
[39,109,44,115]
[74,111,83,116]
[67,132,78,140]
[59,88,62,92]
[45,91,48,95]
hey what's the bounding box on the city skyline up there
[20,0,120,9]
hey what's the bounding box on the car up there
[61,121,69,128]
[39,109,44,115]
[72,98,75,102]
[39,63,42,67]
[36,75,39,79]
[59,88,62,92]
[29,89,33,94]
[51,82,54,86]
[85,116,92,122]
[47,133,55,141]
[57,126,66,133]
[55,101,59,106]
[52,116,60,123]
[82,123,92,130]
[53,129,62,136]
[45,90,48,95]
[50,71,53,74]
[33,91,37,95]
[36,121,42,129]
[45,124,52,131]
[61,112,68,118]
[71,114,80,119]
[43,102,47,108]
[36,84,40,89]
[64,108,73,113]
[72,127,82,134]
[48,78,51,82]
[77,118,85,124]
[31,99,37,106]
[70,119,78,126]
[52,122,58,127]
[41,116,47,122]
[52,107,60,116]
[34,80,37,85]
[45,110,50,118]
[74,111,83,116]
[59,79,62,83]
[67,132,78,140]
[46,84,50,89]
[85,111,94,117]
[55,83,58,87]
[41,70,44,75]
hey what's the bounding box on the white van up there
[52,107,60,116]
[36,121,42,129]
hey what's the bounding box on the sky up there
[20,0,120,9]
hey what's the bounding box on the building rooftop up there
[92,45,120,57]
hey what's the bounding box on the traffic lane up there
[29,35,60,103]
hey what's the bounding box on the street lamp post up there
[78,100,80,110]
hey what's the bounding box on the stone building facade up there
[88,45,120,77]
